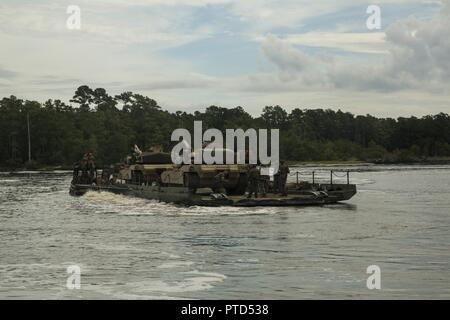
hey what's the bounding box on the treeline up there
[1,85,450,168]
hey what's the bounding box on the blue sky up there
[0,0,449,117]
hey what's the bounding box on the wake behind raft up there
[69,149,357,207]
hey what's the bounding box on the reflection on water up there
[0,165,449,299]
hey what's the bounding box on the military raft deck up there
[70,181,356,207]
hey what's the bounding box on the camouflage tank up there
[115,145,250,195]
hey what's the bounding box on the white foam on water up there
[182,270,228,280]
[157,261,195,269]
[356,189,387,194]
[236,258,259,263]
[161,252,181,259]
[114,270,227,295]
[293,233,316,239]
[81,191,278,217]
[173,205,276,217]
[86,243,148,252]
[80,284,186,300]
[82,191,162,215]
[84,191,150,206]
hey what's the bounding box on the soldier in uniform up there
[247,165,260,198]
[86,152,96,183]
[277,161,290,196]
[213,171,228,194]
[79,153,89,184]
[72,162,80,184]
[259,174,269,198]
[273,169,280,194]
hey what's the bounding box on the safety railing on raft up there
[289,170,351,186]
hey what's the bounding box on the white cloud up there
[0,0,449,117]
[0,2,212,48]
[252,1,450,94]
[269,32,388,54]
[385,4,450,82]
[229,0,427,32]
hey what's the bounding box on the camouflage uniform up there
[247,166,260,198]
[277,162,290,196]
[213,171,227,194]
[259,175,269,197]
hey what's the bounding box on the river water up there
[0,165,449,299]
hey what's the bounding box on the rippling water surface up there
[0,165,449,299]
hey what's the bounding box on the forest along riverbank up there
[2,90,450,171]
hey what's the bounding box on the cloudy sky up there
[0,0,449,117]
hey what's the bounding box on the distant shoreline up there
[2,158,450,172]
[289,158,450,166]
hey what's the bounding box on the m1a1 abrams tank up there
[70,146,357,207]
[118,145,250,195]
